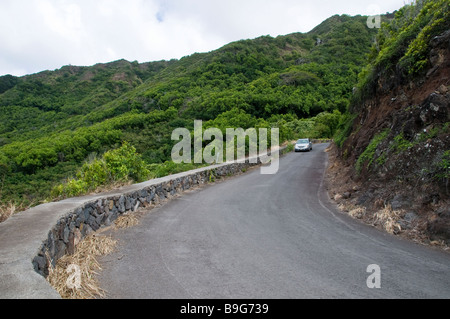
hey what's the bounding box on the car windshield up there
[297,139,309,144]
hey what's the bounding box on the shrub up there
[356,129,390,174]
[103,143,150,182]
[353,0,450,103]
[399,0,450,76]
[51,143,151,198]
[391,134,414,154]
[334,113,357,148]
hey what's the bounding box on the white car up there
[295,139,313,152]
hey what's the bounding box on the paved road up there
[98,144,450,299]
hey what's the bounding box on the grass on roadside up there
[0,201,31,223]
[46,234,117,299]
[46,213,141,299]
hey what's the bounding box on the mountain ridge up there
[0,13,381,219]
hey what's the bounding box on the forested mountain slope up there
[328,0,449,246]
[0,14,379,218]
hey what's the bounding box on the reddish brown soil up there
[325,30,450,251]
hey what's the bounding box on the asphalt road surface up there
[98,144,450,299]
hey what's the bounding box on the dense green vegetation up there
[0,14,380,210]
[336,0,449,151]
[51,142,150,198]
[353,0,449,106]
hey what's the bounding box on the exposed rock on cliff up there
[327,28,449,248]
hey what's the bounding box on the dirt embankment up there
[326,30,450,250]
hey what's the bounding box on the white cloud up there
[36,0,83,40]
[0,0,406,76]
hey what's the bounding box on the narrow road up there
[98,144,450,299]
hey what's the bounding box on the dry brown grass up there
[0,202,16,223]
[46,234,117,299]
[114,213,140,229]
[348,206,366,220]
[0,201,30,223]
[46,211,144,299]
[338,201,404,235]
[372,205,403,235]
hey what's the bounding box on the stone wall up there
[32,152,286,277]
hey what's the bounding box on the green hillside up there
[329,0,449,243]
[0,14,379,212]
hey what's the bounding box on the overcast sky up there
[0,0,407,77]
